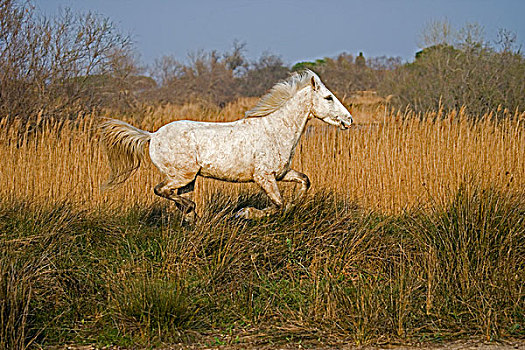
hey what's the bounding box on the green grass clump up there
[0,188,523,348]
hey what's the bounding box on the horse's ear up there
[310,76,318,91]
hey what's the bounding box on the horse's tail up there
[99,118,152,189]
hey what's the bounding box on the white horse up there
[100,70,352,220]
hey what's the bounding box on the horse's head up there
[309,73,353,129]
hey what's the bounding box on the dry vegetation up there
[1,100,523,213]
[1,2,524,348]
[1,101,524,348]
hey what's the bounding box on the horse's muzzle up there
[339,118,353,130]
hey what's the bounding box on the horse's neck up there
[264,89,311,153]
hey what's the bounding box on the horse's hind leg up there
[154,177,198,223]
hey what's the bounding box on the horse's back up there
[149,119,262,182]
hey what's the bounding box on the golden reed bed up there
[1,100,523,214]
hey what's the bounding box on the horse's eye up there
[324,95,333,101]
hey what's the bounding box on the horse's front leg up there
[280,169,310,210]
[236,173,283,219]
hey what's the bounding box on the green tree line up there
[1,1,523,120]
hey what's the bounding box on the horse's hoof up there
[182,211,198,225]
[235,207,264,219]
[234,207,270,220]
[234,207,251,219]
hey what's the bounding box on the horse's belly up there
[195,130,262,182]
[199,163,255,182]
[198,157,255,182]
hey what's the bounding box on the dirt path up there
[164,339,524,350]
[55,339,525,350]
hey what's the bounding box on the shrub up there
[379,23,525,115]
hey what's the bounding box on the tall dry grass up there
[1,101,523,214]
[1,102,524,347]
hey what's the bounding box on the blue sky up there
[37,0,525,66]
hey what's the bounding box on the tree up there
[380,21,525,115]
[0,0,135,120]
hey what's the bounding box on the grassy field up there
[0,101,524,348]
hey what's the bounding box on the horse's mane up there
[245,70,318,118]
